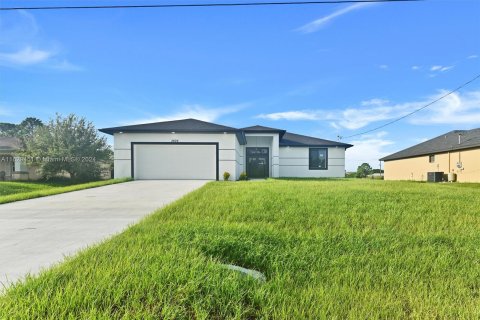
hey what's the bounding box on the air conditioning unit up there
[448,172,457,182]
[427,171,443,182]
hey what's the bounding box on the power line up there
[0,0,422,11]
[340,73,480,140]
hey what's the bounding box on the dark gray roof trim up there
[280,132,353,149]
[242,125,287,139]
[380,128,480,161]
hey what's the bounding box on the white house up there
[99,119,353,180]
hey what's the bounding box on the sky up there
[1,0,479,171]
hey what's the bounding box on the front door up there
[246,147,269,179]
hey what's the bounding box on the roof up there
[0,137,22,153]
[99,118,238,135]
[280,132,353,148]
[242,125,286,139]
[100,118,247,145]
[380,128,480,161]
[99,118,353,149]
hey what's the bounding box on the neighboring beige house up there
[380,128,480,183]
[0,137,40,181]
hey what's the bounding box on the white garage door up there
[133,144,217,180]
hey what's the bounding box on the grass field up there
[0,178,130,204]
[1,179,479,319]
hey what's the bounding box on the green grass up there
[0,178,131,204]
[1,179,479,319]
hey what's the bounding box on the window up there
[429,155,435,163]
[14,158,27,172]
[309,148,328,170]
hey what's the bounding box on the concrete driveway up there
[0,180,208,287]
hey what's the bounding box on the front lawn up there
[1,179,479,318]
[0,181,64,197]
[0,178,130,204]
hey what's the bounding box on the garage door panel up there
[134,144,217,180]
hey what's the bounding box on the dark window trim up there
[309,147,328,170]
[130,142,219,181]
[429,154,435,163]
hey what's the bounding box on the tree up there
[23,114,112,181]
[18,117,44,138]
[0,122,19,137]
[0,117,44,143]
[356,163,373,178]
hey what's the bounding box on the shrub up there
[223,172,231,181]
[239,172,248,181]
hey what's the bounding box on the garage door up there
[133,143,217,180]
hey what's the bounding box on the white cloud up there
[257,110,323,121]
[467,54,478,59]
[412,65,421,70]
[51,59,83,71]
[256,103,400,130]
[0,11,79,71]
[338,90,480,128]
[345,131,393,171]
[440,66,453,72]
[430,65,454,72]
[0,46,53,66]
[256,89,480,130]
[337,105,399,130]
[410,90,480,125]
[361,98,389,107]
[379,64,389,70]
[297,3,374,33]
[129,104,246,124]
[329,122,341,130]
[0,10,39,46]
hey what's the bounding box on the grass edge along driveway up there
[0,178,131,204]
[1,179,479,319]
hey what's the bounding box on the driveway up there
[0,180,208,287]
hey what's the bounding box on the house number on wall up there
[171,139,179,143]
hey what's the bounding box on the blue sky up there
[1,0,479,170]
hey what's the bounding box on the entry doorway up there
[246,147,269,179]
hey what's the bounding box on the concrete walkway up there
[0,180,208,287]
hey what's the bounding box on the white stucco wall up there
[114,132,238,180]
[235,138,245,180]
[279,146,346,177]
